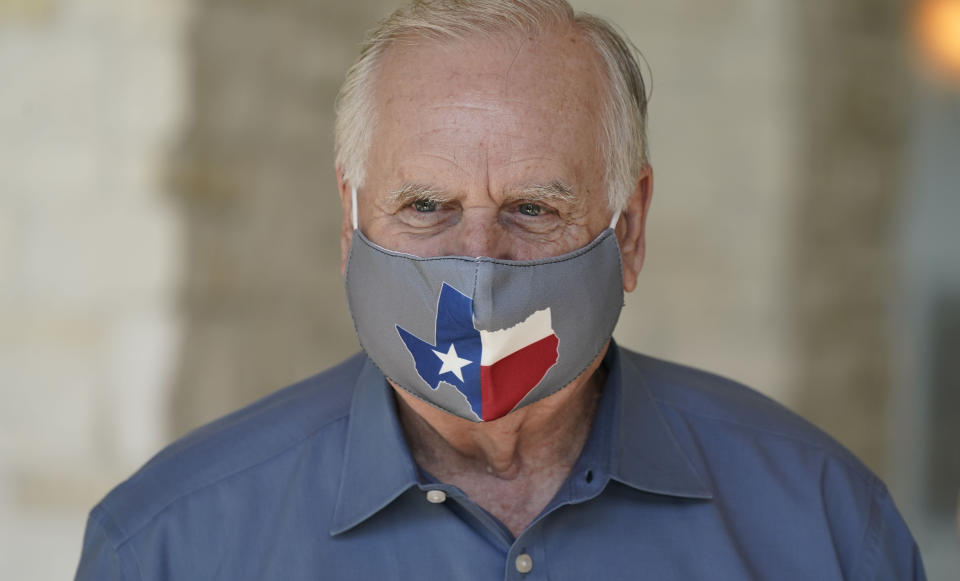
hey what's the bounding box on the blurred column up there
[0,0,188,578]
[792,0,909,475]
[894,8,960,570]
[583,0,798,406]
[166,0,403,436]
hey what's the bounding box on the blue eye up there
[413,199,438,213]
[518,203,543,216]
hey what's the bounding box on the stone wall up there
[0,0,188,577]
[581,0,798,407]
[791,0,909,475]
[166,0,400,436]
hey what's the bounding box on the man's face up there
[351,27,614,261]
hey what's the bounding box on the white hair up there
[334,0,649,213]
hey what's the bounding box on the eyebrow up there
[510,180,578,204]
[384,179,579,207]
[385,183,452,208]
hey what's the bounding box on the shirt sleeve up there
[75,506,138,581]
[855,482,927,581]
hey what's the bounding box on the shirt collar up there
[330,359,420,535]
[330,343,711,535]
[596,343,713,499]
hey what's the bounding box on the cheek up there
[508,230,594,260]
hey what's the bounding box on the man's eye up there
[518,203,543,217]
[412,199,438,213]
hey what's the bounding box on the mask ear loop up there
[351,186,359,230]
[609,209,621,230]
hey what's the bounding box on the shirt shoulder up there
[618,349,927,579]
[92,352,367,548]
[621,348,871,476]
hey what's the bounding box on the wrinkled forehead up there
[376,28,604,124]
[368,27,607,169]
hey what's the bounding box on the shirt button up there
[426,490,447,503]
[515,553,533,574]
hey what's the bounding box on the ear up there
[614,165,654,293]
[336,166,354,276]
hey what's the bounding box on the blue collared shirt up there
[76,345,924,580]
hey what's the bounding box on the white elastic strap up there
[351,186,358,230]
[609,209,621,230]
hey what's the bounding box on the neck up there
[392,346,608,481]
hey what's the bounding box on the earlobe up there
[340,225,354,277]
[617,166,654,293]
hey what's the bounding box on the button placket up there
[510,517,547,579]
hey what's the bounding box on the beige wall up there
[577,0,798,405]
[1,1,188,577]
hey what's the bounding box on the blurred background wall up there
[1,0,957,578]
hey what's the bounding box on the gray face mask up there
[345,188,624,422]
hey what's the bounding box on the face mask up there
[345,188,624,422]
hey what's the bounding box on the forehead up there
[376,25,604,95]
[368,27,607,187]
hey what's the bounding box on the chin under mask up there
[345,188,624,422]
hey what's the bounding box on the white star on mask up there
[432,343,472,382]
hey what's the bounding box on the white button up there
[515,553,533,574]
[426,490,447,503]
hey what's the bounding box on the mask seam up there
[362,344,481,421]
[354,229,615,268]
[472,261,480,321]
[346,246,476,421]
[346,239,488,421]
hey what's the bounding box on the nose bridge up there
[456,212,508,259]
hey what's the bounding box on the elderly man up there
[76,1,924,579]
